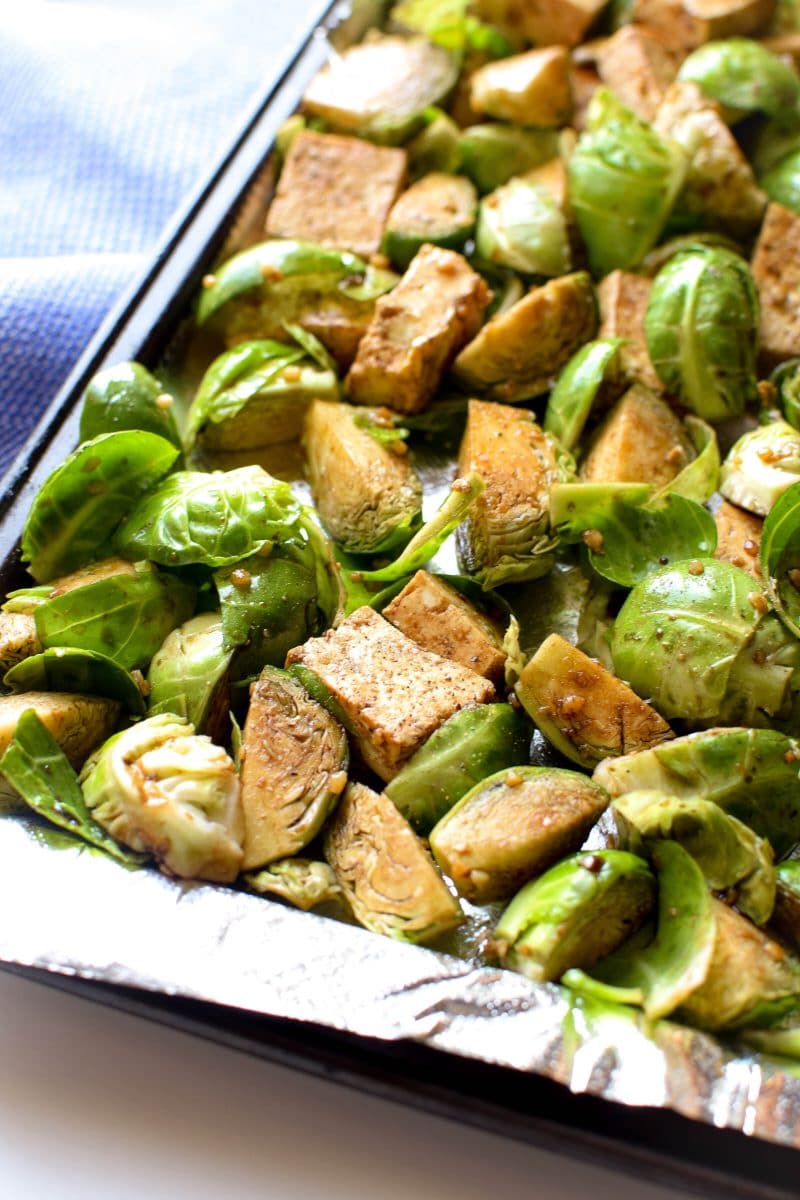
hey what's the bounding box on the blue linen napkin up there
[0,0,323,477]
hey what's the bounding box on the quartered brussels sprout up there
[146,613,233,738]
[238,667,348,870]
[429,766,610,903]
[385,703,530,834]
[613,789,775,925]
[81,714,243,883]
[594,726,800,858]
[475,176,570,277]
[406,108,462,177]
[458,124,560,193]
[382,173,477,270]
[493,849,656,982]
[0,611,40,674]
[185,339,339,452]
[720,420,800,514]
[644,247,759,423]
[678,37,800,121]
[324,782,462,944]
[543,338,623,454]
[567,88,687,276]
[244,859,344,912]
[79,361,183,450]
[303,400,422,555]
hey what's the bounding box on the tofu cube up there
[580,384,694,489]
[597,270,662,393]
[752,203,800,368]
[470,47,573,127]
[713,499,763,580]
[474,0,607,47]
[593,24,680,121]
[265,130,406,260]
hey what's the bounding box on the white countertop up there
[0,969,689,1200]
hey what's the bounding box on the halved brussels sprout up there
[382,173,478,270]
[720,420,800,515]
[458,124,560,193]
[678,37,800,121]
[475,176,570,277]
[79,361,183,449]
[81,714,243,883]
[146,613,233,739]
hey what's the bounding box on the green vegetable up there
[114,466,302,568]
[678,38,800,122]
[567,88,687,276]
[543,339,623,454]
[771,357,800,430]
[5,648,146,717]
[385,703,530,834]
[458,124,559,193]
[0,711,145,865]
[390,0,511,58]
[475,177,570,277]
[146,613,233,735]
[660,416,720,505]
[494,850,656,982]
[644,247,759,423]
[760,480,800,638]
[79,361,183,450]
[406,108,462,177]
[762,147,800,213]
[383,173,477,270]
[594,726,800,858]
[22,431,179,583]
[720,421,800,515]
[244,859,344,911]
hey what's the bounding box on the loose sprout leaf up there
[185,340,307,445]
[655,416,720,505]
[543,339,624,453]
[22,431,179,583]
[282,321,339,373]
[771,357,800,431]
[0,711,146,866]
[2,586,51,614]
[550,483,717,588]
[352,410,411,447]
[114,466,303,568]
[4,649,146,716]
[760,479,800,638]
[79,361,183,450]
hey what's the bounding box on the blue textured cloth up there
[0,0,323,477]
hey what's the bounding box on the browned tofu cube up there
[265,130,406,260]
[285,607,495,781]
[470,47,573,126]
[474,0,607,47]
[714,499,763,579]
[345,244,490,414]
[593,24,680,120]
[382,570,507,683]
[625,1,774,51]
[580,384,694,489]
[753,203,800,368]
[598,270,662,392]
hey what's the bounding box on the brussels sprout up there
[5,648,146,717]
[429,766,610,903]
[301,34,458,145]
[185,339,339,453]
[543,339,623,454]
[406,108,462,177]
[665,416,721,505]
[0,612,40,674]
[771,357,800,430]
[567,88,687,276]
[22,431,179,583]
[146,613,232,738]
[0,711,145,865]
[385,703,531,834]
[244,859,344,912]
[771,860,800,950]
[324,781,462,944]
[493,849,656,982]
[678,37,800,121]
[33,560,195,672]
[720,420,800,515]
[382,173,477,270]
[612,789,775,925]
[79,361,183,450]
[469,46,573,127]
[303,400,422,555]
[238,668,348,870]
[475,177,570,277]
[610,559,797,726]
[760,480,800,638]
[390,0,512,57]
[762,147,800,214]
[81,714,243,883]
[458,124,560,193]
[515,634,674,770]
[644,247,759,423]
[594,726,800,857]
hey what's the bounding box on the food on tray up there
[7,0,800,1057]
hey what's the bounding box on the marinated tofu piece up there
[597,270,661,392]
[515,634,674,769]
[524,157,569,209]
[470,47,573,127]
[0,612,41,674]
[594,24,680,121]
[296,299,374,372]
[623,0,775,51]
[345,244,490,414]
[579,383,694,488]
[429,766,611,903]
[457,400,561,588]
[714,499,763,579]
[474,0,608,48]
[571,63,602,131]
[653,81,767,237]
[752,203,800,368]
[382,570,507,683]
[239,668,348,870]
[453,271,597,403]
[286,607,495,781]
[265,130,406,260]
[324,782,462,944]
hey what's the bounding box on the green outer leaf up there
[146,612,233,728]
[771,357,800,431]
[282,322,339,373]
[79,361,183,450]
[33,564,195,671]
[4,649,146,716]
[185,340,306,445]
[113,466,302,568]
[22,431,179,583]
[760,479,800,638]
[550,483,717,588]
[543,339,623,453]
[215,549,322,661]
[655,416,719,504]
[0,711,146,866]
